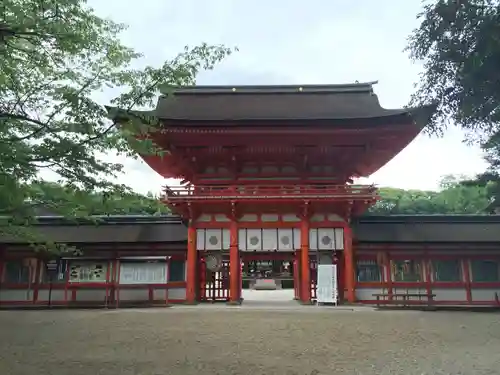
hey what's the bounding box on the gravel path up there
[0,307,499,375]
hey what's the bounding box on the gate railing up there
[163,184,377,201]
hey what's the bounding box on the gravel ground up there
[0,307,499,375]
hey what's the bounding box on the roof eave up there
[160,81,379,95]
[154,110,417,125]
[105,106,157,123]
[406,102,438,130]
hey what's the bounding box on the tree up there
[367,175,491,215]
[406,0,500,207]
[0,0,234,246]
[28,181,169,216]
[407,0,500,134]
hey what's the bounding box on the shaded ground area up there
[0,307,499,375]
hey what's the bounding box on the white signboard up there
[119,262,167,285]
[316,264,338,304]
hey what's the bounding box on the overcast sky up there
[87,0,487,195]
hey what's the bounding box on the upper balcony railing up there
[162,184,378,201]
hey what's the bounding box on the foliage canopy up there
[368,175,492,215]
[0,0,234,246]
[407,0,500,207]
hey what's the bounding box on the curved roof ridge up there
[161,81,378,95]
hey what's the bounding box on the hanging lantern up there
[205,254,222,272]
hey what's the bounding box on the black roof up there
[165,82,379,94]
[29,213,500,225]
[154,82,434,124]
[353,214,500,224]
[352,215,500,243]
[2,214,500,245]
[32,215,182,225]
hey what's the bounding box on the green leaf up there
[0,0,234,253]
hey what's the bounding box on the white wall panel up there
[262,229,278,251]
[196,229,205,251]
[205,229,223,250]
[293,228,301,250]
[238,229,247,250]
[261,214,279,222]
[196,214,211,222]
[197,229,230,251]
[246,229,262,251]
[318,228,336,250]
[222,229,230,250]
[433,288,467,302]
[309,229,318,250]
[356,288,384,301]
[309,228,344,250]
[282,214,300,222]
[278,229,293,251]
[471,289,500,302]
[334,228,344,250]
[240,214,258,222]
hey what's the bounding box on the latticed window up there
[471,260,500,282]
[432,260,462,282]
[168,260,186,282]
[391,260,422,282]
[3,261,30,283]
[356,260,383,282]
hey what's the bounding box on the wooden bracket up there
[299,200,311,220]
[230,153,238,180]
[344,200,353,222]
[229,201,238,221]
[187,202,199,222]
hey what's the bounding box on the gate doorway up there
[240,252,298,303]
[199,253,230,302]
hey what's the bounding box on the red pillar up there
[463,258,472,304]
[383,251,393,300]
[424,249,432,303]
[0,247,3,284]
[300,219,311,303]
[229,219,240,304]
[32,258,41,304]
[344,226,356,303]
[186,223,197,304]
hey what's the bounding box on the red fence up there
[164,184,377,201]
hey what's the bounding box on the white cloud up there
[79,0,487,195]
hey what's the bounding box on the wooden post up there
[0,247,3,286]
[33,258,41,304]
[344,226,355,303]
[424,249,432,303]
[300,219,311,303]
[383,250,393,301]
[463,258,472,304]
[186,222,197,304]
[229,219,240,304]
[293,250,300,300]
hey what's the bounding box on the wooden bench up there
[372,292,436,309]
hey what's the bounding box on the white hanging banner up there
[119,262,167,284]
[316,264,338,304]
